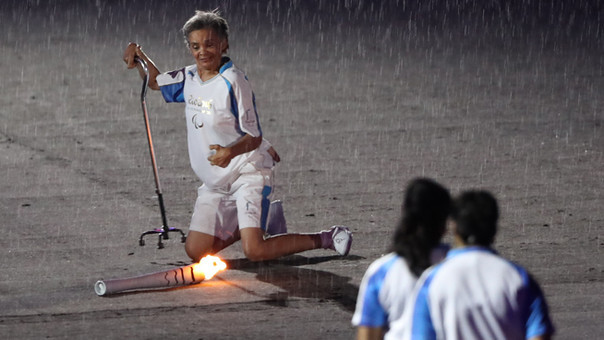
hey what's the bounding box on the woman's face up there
[187,28,228,74]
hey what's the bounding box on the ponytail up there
[391,178,451,277]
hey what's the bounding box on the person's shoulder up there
[421,248,474,283]
[472,248,531,279]
[442,247,529,283]
[499,256,537,287]
[157,65,195,86]
[183,64,197,73]
[220,59,249,82]
[364,253,399,277]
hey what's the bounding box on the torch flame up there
[192,255,227,280]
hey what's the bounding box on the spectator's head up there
[451,190,499,247]
[392,178,451,276]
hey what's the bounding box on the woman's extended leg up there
[239,225,352,262]
[239,227,320,262]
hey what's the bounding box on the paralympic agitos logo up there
[189,97,213,129]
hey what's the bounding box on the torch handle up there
[95,264,205,296]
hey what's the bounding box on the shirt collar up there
[446,246,497,259]
[219,57,233,74]
[186,57,233,82]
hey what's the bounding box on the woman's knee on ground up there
[185,242,206,262]
[185,231,215,262]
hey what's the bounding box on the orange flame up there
[192,255,227,280]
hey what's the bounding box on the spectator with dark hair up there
[387,190,555,340]
[352,178,451,340]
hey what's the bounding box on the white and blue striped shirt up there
[352,245,449,330]
[157,58,273,191]
[386,246,554,340]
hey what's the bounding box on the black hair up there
[392,178,451,277]
[451,190,499,246]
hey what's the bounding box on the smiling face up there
[187,28,228,79]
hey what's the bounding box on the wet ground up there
[1,1,603,338]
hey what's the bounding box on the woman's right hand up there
[121,42,161,90]
[123,42,140,69]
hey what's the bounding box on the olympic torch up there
[95,255,226,296]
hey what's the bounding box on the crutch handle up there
[135,57,149,101]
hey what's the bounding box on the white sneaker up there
[328,225,352,256]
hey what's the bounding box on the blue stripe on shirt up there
[251,91,262,136]
[507,258,555,338]
[259,185,272,231]
[424,247,554,339]
[219,76,244,136]
[411,268,439,340]
[523,271,555,338]
[358,256,398,327]
[160,82,185,103]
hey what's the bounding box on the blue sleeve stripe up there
[160,82,185,103]
[506,261,555,338]
[357,257,397,326]
[411,271,437,340]
[525,275,555,338]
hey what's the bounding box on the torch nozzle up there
[194,255,227,280]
